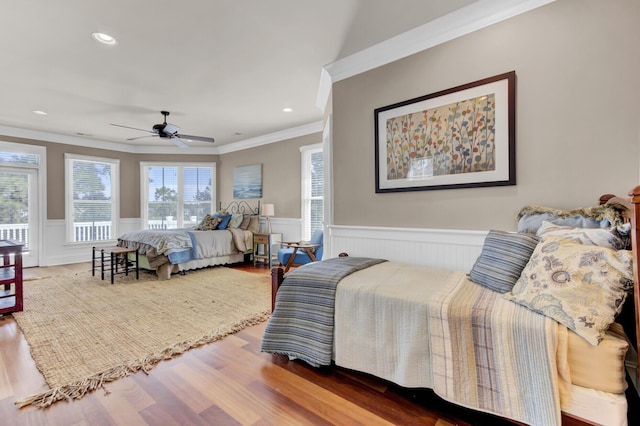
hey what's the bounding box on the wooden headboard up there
[628,185,640,393]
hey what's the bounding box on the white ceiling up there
[0,1,549,153]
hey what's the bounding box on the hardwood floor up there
[0,262,627,425]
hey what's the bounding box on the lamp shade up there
[262,203,275,217]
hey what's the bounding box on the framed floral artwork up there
[374,71,515,192]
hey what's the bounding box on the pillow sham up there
[536,221,626,250]
[239,215,252,230]
[516,204,625,234]
[228,213,244,229]
[194,214,221,231]
[468,230,539,294]
[246,215,260,233]
[504,236,633,345]
[215,213,233,230]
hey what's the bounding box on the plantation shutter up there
[309,150,324,237]
[301,146,324,240]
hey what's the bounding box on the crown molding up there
[0,120,324,155]
[316,0,557,111]
[0,125,142,153]
[216,121,324,154]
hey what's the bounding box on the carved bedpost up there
[629,185,640,388]
[271,266,284,312]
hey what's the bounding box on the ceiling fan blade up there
[126,135,159,141]
[175,134,215,143]
[170,138,189,149]
[110,123,154,133]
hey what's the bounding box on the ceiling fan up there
[110,111,215,148]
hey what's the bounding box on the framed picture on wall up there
[233,164,262,199]
[374,71,516,193]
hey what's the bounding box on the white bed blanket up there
[334,262,454,388]
[334,262,571,426]
[190,229,252,258]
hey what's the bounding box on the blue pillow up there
[468,230,539,294]
[215,214,232,230]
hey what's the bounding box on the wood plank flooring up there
[0,262,630,425]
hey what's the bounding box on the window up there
[141,162,216,229]
[0,146,40,251]
[65,154,119,243]
[301,144,323,240]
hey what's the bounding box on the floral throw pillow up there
[504,236,633,345]
[194,214,221,231]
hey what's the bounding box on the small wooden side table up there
[92,246,139,284]
[253,233,282,268]
[0,240,24,315]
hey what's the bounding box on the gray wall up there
[332,0,640,230]
[218,133,321,218]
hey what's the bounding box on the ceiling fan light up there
[163,123,180,135]
[92,32,117,46]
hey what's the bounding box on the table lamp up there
[262,203,275,234]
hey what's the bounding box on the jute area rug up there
[13,266,271,409]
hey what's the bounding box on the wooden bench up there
[92,246,139,284]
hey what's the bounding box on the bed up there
[117,201,260,279]
[262,187,640,426]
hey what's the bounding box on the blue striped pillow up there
[469,230,539,293]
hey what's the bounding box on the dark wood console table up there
[0,240,25,315]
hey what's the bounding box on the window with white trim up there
[301,144,323,240]
[65,154,119,243]
[140,162,216,229]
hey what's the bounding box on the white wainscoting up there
[40,219,484,271]
[41,218,299,267]
[326,225,488,272]
[264,217,302,243]
[41,218,142,266]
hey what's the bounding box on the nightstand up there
[253,233,282,268]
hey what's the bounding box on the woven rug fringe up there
[16,310,271,409]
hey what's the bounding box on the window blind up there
[143,164,215,229]
[70,158,114,242]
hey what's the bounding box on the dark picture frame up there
[374,71,516,193]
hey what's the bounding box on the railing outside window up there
[0,224,29,249]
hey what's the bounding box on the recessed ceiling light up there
[92,32,117,46]
[282,107,293,113]
[32,110,47,116]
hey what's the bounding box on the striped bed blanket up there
[261,257,387,367]
[429,273,570,426]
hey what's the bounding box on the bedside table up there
[253,233,282,268]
